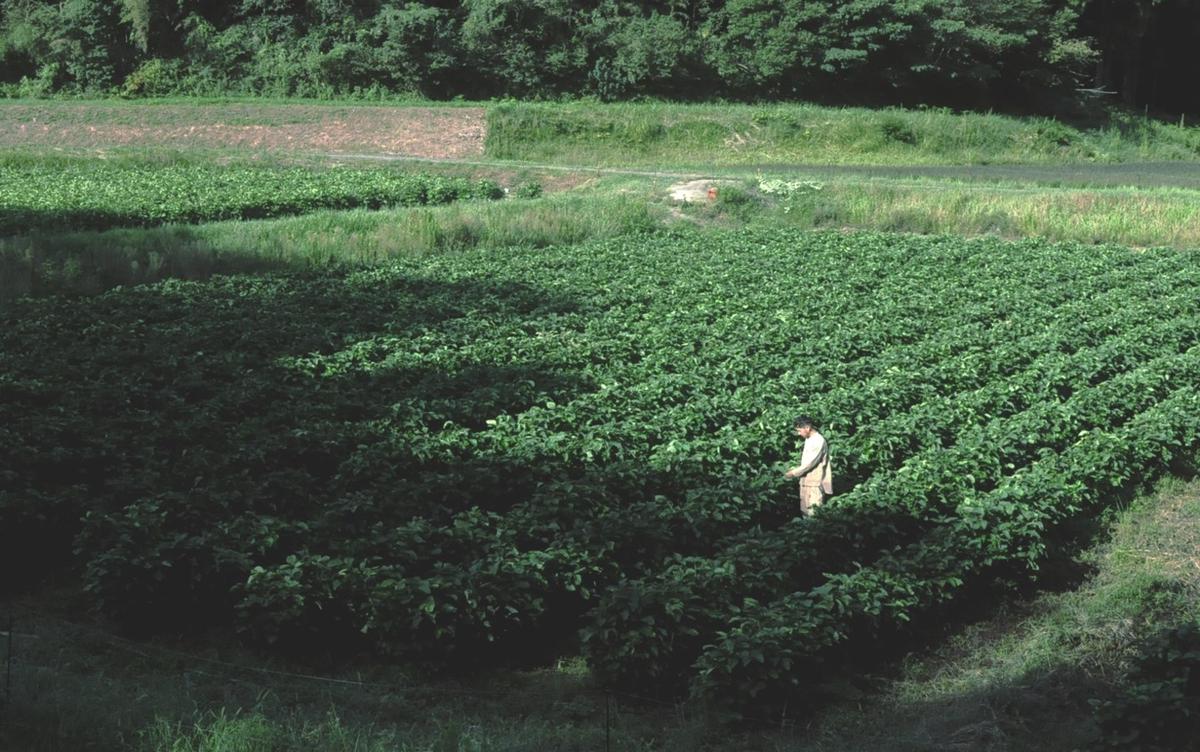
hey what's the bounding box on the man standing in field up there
[784,415,832,517]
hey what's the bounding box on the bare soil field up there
[0,103,486,159]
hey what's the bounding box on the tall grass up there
[770,179,1200,248]
[135,709,396,752]
[486,102,1200,167]
[0,194,660,301]
[676,176,1200,250]
[132,708,640,752]
[7,169,1198,304]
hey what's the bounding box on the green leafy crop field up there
[0,161,503,234]
[3,228,1199,712]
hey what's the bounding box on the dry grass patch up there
[0,103,486,159]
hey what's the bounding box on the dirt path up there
[317,151,1200,193]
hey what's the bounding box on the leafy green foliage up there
[0,0,136,93]
[0,0,1114,109]
[584,283,1200,695]
[0,163,503,234]
[3,227,1200,709]
[513,180,544,199]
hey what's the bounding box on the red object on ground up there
[707,186,718,200]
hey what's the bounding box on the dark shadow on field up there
[1,221,352,304]
[0,226,804,672]
[0,268,599,625]
[0,207,218,237]
[783,662,1107,752]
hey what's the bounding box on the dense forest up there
[1,1,1198,115]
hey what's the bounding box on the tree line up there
[1,1,1198,115]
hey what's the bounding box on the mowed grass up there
[486,102,1200,167]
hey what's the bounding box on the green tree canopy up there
[0,0,1192,114]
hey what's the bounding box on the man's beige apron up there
[798,433,833,516]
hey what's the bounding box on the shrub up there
[514,181,544,199]
[879,116,918,145]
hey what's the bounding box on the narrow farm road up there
[321,151,1200,191]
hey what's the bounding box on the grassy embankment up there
[6,163,1200,302]
[5,475,1198,751]
[484,101,1200,167]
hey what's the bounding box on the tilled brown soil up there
[0,103,486,159]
